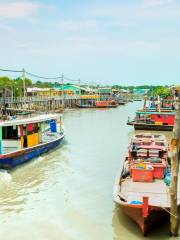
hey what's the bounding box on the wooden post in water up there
[170,102,180,236]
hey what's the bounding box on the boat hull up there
[0,135,64,169]
[76,104,118,108]
[118,203,169,235]
[127,122,173,131]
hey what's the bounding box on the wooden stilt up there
[170,102,180,236]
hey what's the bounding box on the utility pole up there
[170,101,180,236]
[78,79,81,105]
[157,95,161,112]
[143,95,147,110]
[61,74,64,108]
[22,68,26,105]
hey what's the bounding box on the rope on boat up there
[160,206,179,219]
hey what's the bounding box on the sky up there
[0,0,180,85]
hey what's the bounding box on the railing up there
[0,94,119,104]
[0,95,80,104]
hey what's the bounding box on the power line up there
[63,76,79,82]
[0,67,97,85]
[26,71,61,80]
[0,68,22,73]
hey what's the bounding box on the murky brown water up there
[0,102,177,240]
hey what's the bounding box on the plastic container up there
[50,120,57,133]
[153,164,166,179]
[132,167,154,182]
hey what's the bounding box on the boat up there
[133,97,143,101]
[118,99,126,105]
[113,133,178,235]
[0,114,64,169]
[114,96,126,105]
[127,110,175,131]
[76,100,118,108]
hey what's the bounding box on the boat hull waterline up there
[116,201,169,235]
[127,122,173,131]
[76,104,118,108]
[0,134,64,169]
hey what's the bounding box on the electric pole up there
[61,74,64,108]
[22,68,26,105]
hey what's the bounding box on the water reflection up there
[112,204,173,240]
[0,142,68,215]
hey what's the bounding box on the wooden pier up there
[0,96,81,113]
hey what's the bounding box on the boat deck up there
[2,131,61,154]
[121,177,180,208]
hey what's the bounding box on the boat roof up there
[0,114,60,127]
[130,134,168,150]
[136,111,175,115]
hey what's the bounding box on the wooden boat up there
[113,133,180,235]
[118,100,126,105]
[0,114,64,169]
[76,100,118,108]
[127,110,175,131]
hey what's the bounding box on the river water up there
[0,102,176,240]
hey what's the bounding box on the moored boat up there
[113,133,179,235]
[127,110,175,131]
[76,100,118,108]
[0,114,64,169]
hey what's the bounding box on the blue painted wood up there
[0,135,64,169]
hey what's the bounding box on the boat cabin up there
[135,111,175,126]
[0,114,61,155]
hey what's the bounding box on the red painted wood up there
[142,196,149,218]
[151,114,175,125]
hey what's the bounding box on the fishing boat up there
[118,99,126,105]
[114,96,126,105]
[113,133,178,235]
[0,114,64,169]
[76,100,118,108]
[127,110,175,131]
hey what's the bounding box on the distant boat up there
[133,98,143,101]
[117,99,126,105]
[113,133,176,235]
[76,100,118,108]
[0,114,64,169]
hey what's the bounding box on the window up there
[2,126,18,140]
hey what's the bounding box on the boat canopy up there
[0,114,60,127]
[136,111,175,115]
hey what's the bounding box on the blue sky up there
[0,0,179,85]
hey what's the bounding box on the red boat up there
[113,134,178,235]
[127,110,175,131]
[76,100,118,108]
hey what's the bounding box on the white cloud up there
[143,0,174,8]
[0,23,15,33]
[89,1,180,21]
[0,2,40,19]
[56,20,99,32]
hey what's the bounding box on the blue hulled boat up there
[0,114,64,169]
